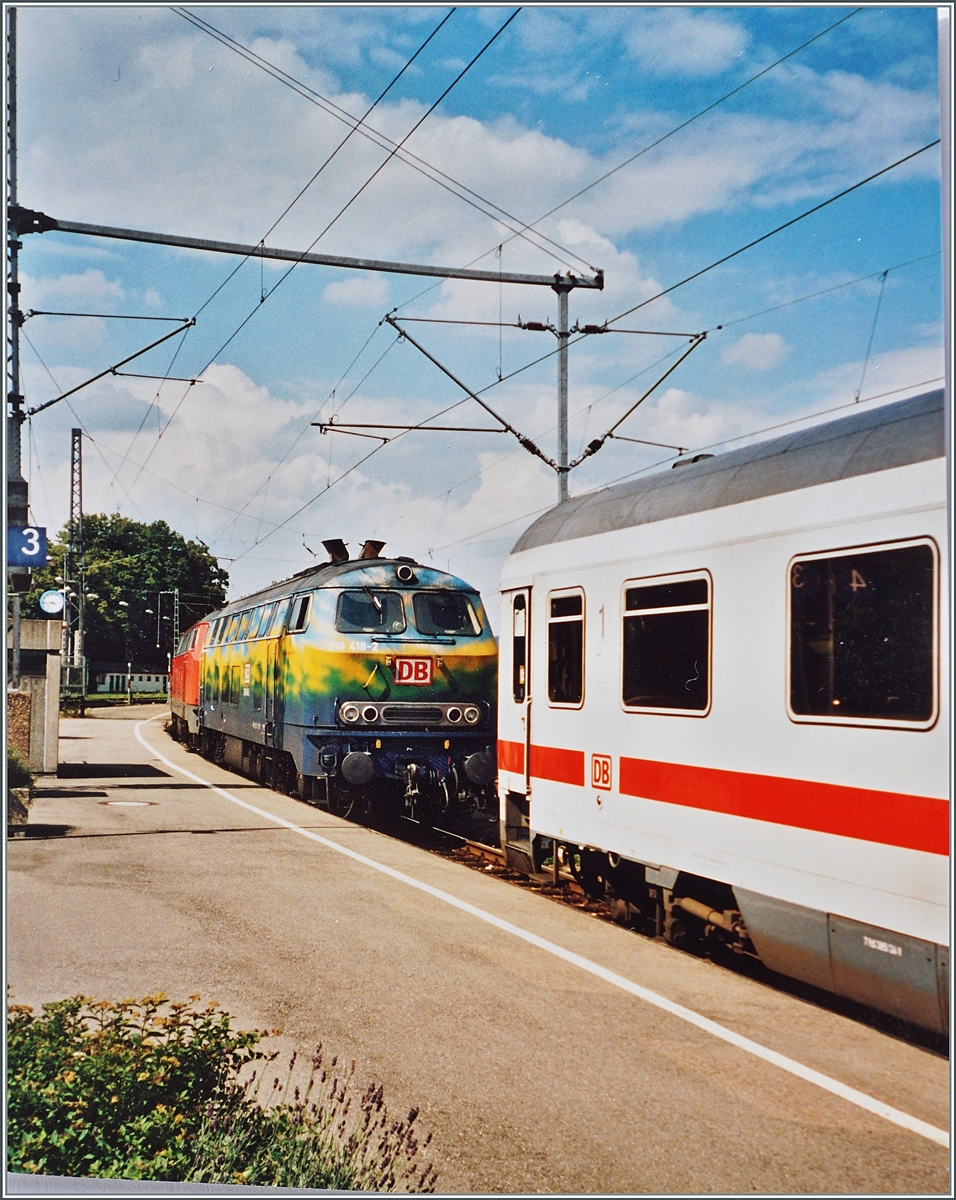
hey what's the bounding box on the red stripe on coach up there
[530,744,585,787]
[498,739,524,774]
[619,756,949,857]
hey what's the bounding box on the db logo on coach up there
[591,754,612,790]
[393,657,433,686]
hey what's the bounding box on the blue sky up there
[15,5,945,613]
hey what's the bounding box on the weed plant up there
[7,994,437,1191]
[7,746,33,790]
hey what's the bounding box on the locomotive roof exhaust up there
[322,539,349,563]
[360,540,386,559]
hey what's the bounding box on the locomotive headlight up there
[341,703,360,723]
[445,706,462,723]
[362,705,379,722]
[463,705,481,724]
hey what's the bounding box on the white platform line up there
[136,720,949,1150]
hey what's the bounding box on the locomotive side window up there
[223,614,240,643]
[413,591,481,636]
[623,573,710,714]
[287,594,312,634]
[789,540,937,726]
[335,590,405,634]
[253,603,276,639]
[268,597,293,636]
[548,590,584,707]
[513,594,527,702]
[236,610,254,642]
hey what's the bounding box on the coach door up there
[500,587,533,850]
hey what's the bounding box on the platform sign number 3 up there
[591,754,612,790]
[7,526,47,568]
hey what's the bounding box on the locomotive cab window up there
[623,573,711,714]
[789,539,937,727]
[413,591,481,637]
[335,590,405,634]
[548,590,584,707]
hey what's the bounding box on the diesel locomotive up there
[171,540,498,822]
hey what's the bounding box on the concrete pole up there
[556,285,570,504]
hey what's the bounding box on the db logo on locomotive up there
[393,657,433,686]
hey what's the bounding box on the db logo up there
[591,753,612,790]
[394,657,433,686]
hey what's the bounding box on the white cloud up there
[322,274,390,308]
[22,269,124,307]
[722,332,791,370]
[622,10,749,77]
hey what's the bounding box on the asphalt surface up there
[7,706,950,1194]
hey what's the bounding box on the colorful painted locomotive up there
[170,541,498,821]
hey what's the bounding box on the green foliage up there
[24,515,229,666]
[7,746,33,790]
[7,994,437,1192]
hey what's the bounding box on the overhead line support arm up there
[9,207,604,290]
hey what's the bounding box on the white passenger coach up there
[498,389,948,1034]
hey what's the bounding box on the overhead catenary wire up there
[177,5,459,323]
[486,8,865,261]
[390,139,943,405]
[115,11,508,510]
[168,8,872,563]
[173,6,594,275]
[103,27,932,568]
[107,4,459,514]
[372,253,939,540]
[384,7,866,319]
[854,269,889,402]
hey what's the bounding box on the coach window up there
[789,539,937,727]
[623,573,711,714]
[548,590,584,707]
[288,594,312,634]
[512,595,527,702]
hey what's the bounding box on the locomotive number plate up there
[393,657,433,685]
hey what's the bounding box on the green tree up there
[24,515,229,666]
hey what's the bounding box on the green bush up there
[7,746,33,790]
[7,994,437,1191]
